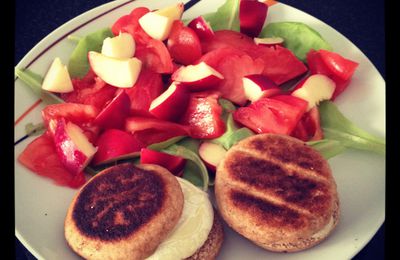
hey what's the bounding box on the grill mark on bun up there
[72,164,164,241]
[225,151,332,214]
[230,191,306,229]
[242,136,328,178]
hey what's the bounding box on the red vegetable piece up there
[187,16,215,41]
[233,95,308,135]
[18,133,86,188]
[179,92,226,139]
[125,68,165,117]
[135,38,174,74]
[140,148,186,176]
[167,20,202,65]
[125,117,190,146]
[307,49,358,100]
[239,0,268,38]
[92,129,144,166]
[291,106,323,142]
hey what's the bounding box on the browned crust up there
[64,163,184,260]
[186,209,225,260]
[215,134,339,252]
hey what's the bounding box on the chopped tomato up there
[135,39,174,74]
[233,95,308,135]
[306,49,358,100]
[140,148,185,176]
[291,106,323,141]
[125,68,165,117]
[180,92,226,139]
[197,46,247,68]
[200,30,307,85]
[61,71,117,110]
[216,53,265,105]
[18,134,86,188]
[111,7,151,45]
[125,117,191,146]
[167,20,202,65]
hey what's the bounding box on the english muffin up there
[215,133,339,252]
[64,163,184,260]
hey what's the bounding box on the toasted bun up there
[64,163,184,260]
[215,134,339,252]
[186,209,224,260]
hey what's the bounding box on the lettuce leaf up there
[15,67,64,104]
[202,0,240,31]
[319,101,385,155]
[260,22,332,61]
[67,28,113,78]
[307,139,346,159]
[161,140,209,191]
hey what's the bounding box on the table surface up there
[15,0,385,259]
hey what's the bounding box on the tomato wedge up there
[125,68,165,117]
[306,49,358,100]
[291,106,323,141]
[135,39,174,74]
[18,133,86,188]
[125,117,190,146]
[180,92,226,139]
[233,95,308,135]
[167,20,203,65]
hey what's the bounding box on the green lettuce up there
[202,0,240,31]
[67,28,113,78]
[319,101,385,155]
[307,139,346,159]
[260,22,332,61]
[15,68,64,104]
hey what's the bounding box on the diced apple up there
[41,57,74,93]
[138,3,184,41]
[92,129,144,166]
[88,51,142,88]
[140,148,186,177]
[239,0,268,37]
[198,141,227,172]
[101,32,135,59]
[171,62,224,91]
[187,16,215,40]
[154,2,184,20]
[53,118,97,173]
[254,37,284,47]
[149,83,190,121]
[243,74,281,102]
[291,74,336,110]
[93,89,131,129]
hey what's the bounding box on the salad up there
[15,0,385,257]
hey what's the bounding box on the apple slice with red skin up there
[93,89,131,129]
[149,82,190,122]
[254,37,284,48]
[187,16,215,40]
[140,148,186,177]
[198,141,227,172]
[92,129,144,166]
[291,74,336,110]
[53,118,97,174]
[171,62,224,91]
[243,74,282,102]
[239,0,268,38]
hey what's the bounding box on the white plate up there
[15,0,385,259]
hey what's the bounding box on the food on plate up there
[215,133,339,252]
[64,162,223,259]
[41,57,74,93]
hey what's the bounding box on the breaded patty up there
[64,163,184,260]
[215,134,339,252]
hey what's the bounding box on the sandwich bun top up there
[64,163,184,260]
[215,133,339,252]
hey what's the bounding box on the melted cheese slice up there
[146,177,214,260]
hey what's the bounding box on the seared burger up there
[215,133,339,252]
